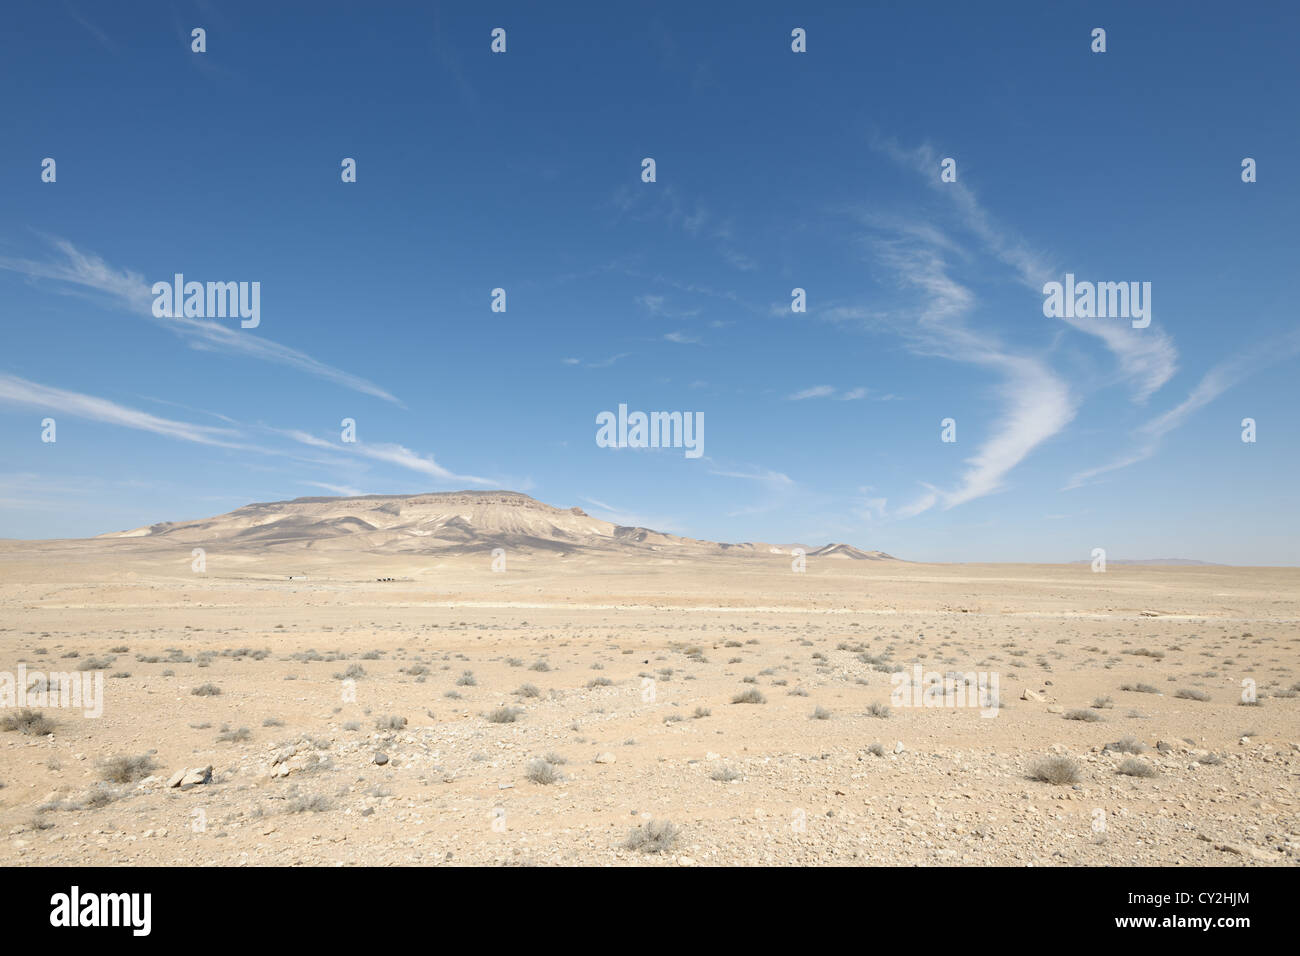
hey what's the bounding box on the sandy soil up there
[1,543,1296,866]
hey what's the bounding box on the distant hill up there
[90,490,900,560]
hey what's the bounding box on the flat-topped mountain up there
[94,490,898,559]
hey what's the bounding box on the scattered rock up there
[169,766,212,789]
[594,752,616,764]
[373,752,389,766]
[1214,842,1273,862]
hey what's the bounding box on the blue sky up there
[2,1,1298,563]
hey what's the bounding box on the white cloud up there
[0,239,404,405]
[1065,329,1300,489]
[788,385,835,400]
[707,465,795,490]
[869,223,1077,512]
[281,430,495,488]
[302,481,366,497]
[878,140,1177,403]
[0,374,246,448]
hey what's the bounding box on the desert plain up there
[0,492,1296,866]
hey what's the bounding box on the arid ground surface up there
[1,540,1297,866]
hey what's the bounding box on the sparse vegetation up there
[100,754,158,783]
[1118,757,1157,778]
[623,819,679,854]
[1030,755,1081,785]
[0,708,55,735]
[1064,708,1103,722]
[525,758,561,784]
[487,706,523,723]
[1109,736,1148,754]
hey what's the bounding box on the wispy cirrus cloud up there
[788,385,835,400]
[787,384,881,401]
[878,139,1178,403]
[301,481,367,497]
[0,239,404,405]
[562,352,631,369]
[864,211,1077,515]
[0,373,502,500]
[280,429,497,488]
[0,374,245,448]
[706,464,795,490]
[1065,328,1300,489]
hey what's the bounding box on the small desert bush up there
[1030,755,1081,785]
[731,688,765,704]
[692,706,711,719]
[1117,758,1157,778]
[810,705,832,720]
[0,708,55,735]
[710,766,741,782]
[375,715,407,731]
[525,759,561,784]
[623,819,679,854]
[514,683,541,698]
[191,683,222,697]
[487,706,523,723]
[1064,708,1103,722]
[1174,688,1211,701]
[867,742,886,757]
[284,793,332,813]
[1110,736,1148,754]
[100,754,158,783]
[867,702,892,718]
